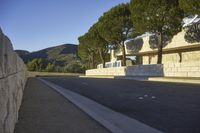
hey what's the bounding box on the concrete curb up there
[79,75,115,79]
[38,78,162,133]
[81,75,200,84]
[148,77,200,84]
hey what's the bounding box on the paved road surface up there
[44,77,200,133]
[14,78,110,133]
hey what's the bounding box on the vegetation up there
[130,0,184,64]
[98,3,133,66]
[78,33,100,69]
[179,0,200,43]
[179,0,200,15]
[16,44,85,73]
[26,58,84,73]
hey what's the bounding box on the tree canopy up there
[179,0,200,15]
[130,0,184,64]
[98,3,133,66]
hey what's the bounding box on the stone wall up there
[86,64,163,77]
[86,62,200,77]
[163,61,200,77]
[86,67,126,76]
[0,29,27,133]
[143,51,200,65]
[142,51,200,77]
[126,64,163,76]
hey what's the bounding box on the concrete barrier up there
[0,28,27,133]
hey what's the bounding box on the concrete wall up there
[0,29,27,133]
[86,64,163,77]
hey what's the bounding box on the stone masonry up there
[86,64,164,77]
[0,28,27,133]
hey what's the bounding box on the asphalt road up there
[44,77,200,133]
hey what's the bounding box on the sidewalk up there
[14,78,109,133]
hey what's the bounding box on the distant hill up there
[15,50,30,60]
[15,44,78,65]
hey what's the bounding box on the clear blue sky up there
[0,0,129,52]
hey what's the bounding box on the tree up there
[98,3,133,66]
[179,0,200,15]
[130,0,184,64]
[45,63,55,72]
[78,34,99,69]
[26,58,46,71]
[179,0,200,43]
[88,23,110,68]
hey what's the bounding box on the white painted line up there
[38,78,163,133]
[138,97,144,100]
[81,82,88,86]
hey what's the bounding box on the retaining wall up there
[0,29,27,133]
[86,67,126,76]
[163,61,200,77]
[86,64,163,77]
[86,62,200,77]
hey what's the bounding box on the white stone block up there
[174,63,181,68]
[168,63,174,68]
[174,72,188,77]
[189,67,199,72]
[188,72,200,77]
[178,67,190,72]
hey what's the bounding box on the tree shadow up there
[149,34,172,49]
[184,23,200,43]
[125,38,143,54]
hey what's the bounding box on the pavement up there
[14,78,110,133]
[43,76,200,133]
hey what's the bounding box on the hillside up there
[15,44,78,65]
[15,50,30,60]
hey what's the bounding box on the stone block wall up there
[163,61,200,77]
[0,29,27,133]
[86,64,163,77]
[86,67,126,76]
[126,64,163,76]
[142,50,200,77]
[143,51,200,65]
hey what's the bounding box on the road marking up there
[81,82,88,86]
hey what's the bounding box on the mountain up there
[15,44,78,65]
[15,50,30,60]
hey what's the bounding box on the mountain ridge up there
[15,43,78,65]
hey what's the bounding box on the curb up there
[81,75,200,84]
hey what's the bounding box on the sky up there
[0,0,130,52]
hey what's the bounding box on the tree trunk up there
[122,42,126,66]
[157,32,163,64]
[91,53,95,69]
[98,48,105,68]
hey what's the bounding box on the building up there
[87,16,200,77]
